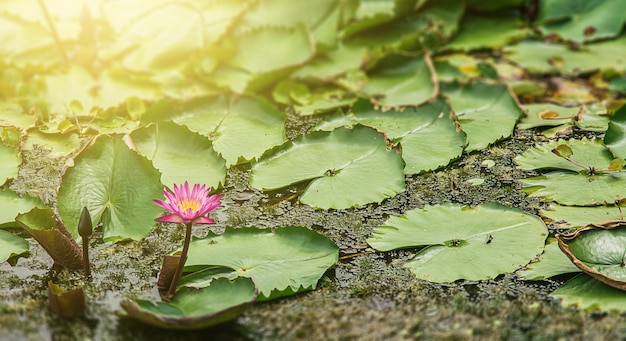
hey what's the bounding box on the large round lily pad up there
[368,203,548,283]
[183,226,338,300]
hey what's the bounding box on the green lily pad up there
[362,53,437,108]
[128,122,226,189]
[57,136,163,242]
[250,125,405,209]
[537,0,626,43]
[315,98,465,174]
[443,81,522,152]
[522,172,626,206]
[514,138,613,172]
[174,95,286,166]
[183,226,338,300]
[550,274,626,312]
[0,189,44,228]
[229,24,314,75]
[516,237,581,280]
[367,203,548,283]
[120,277,257,330]
[0,140,20,186]
[445,13,528,51]
[604,104,626,159]
[556,222,626,290]
[516,103,580,130]
[505,38,626,76]
[16,208,83,269]
[540,204,623,229]
[0,229,29,263]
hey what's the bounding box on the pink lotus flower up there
[154,182,222,224]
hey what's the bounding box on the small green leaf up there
[368,203,548,283]
[250,126,405,209]
[0,189,44,228]
[120,277,257,330]
[183,227,338,300]
[58,136,163,242]
[552,144,573,159]
[0,229,28,263]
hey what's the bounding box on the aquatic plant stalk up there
[167,222,192,298]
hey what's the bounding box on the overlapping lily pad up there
[550,274,626,312]
[516,237,581,280]
[128,122,226,189]
[540,204,623,229]
[120,277,257,330]
[604,104,626,159]
[515,138,612,172]
[0,229,29,263]
[536,0,626,43]
[443,81,522,152]
[556,222,626,290]
[182,226,338,300]
[368,203,548,283]
[518,138,626,205]
[57,136,163,242]
[173,95,287,166]
[250,125,405,209]
[362,53,437,108]
[315,98,465,174]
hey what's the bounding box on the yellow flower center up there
[178,199,201,213]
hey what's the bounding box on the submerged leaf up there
[368,203,547,283]
[250,125,405,209]
[120,277,257,330]
[183,227,338,300]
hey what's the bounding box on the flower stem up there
[167,222,193,299]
